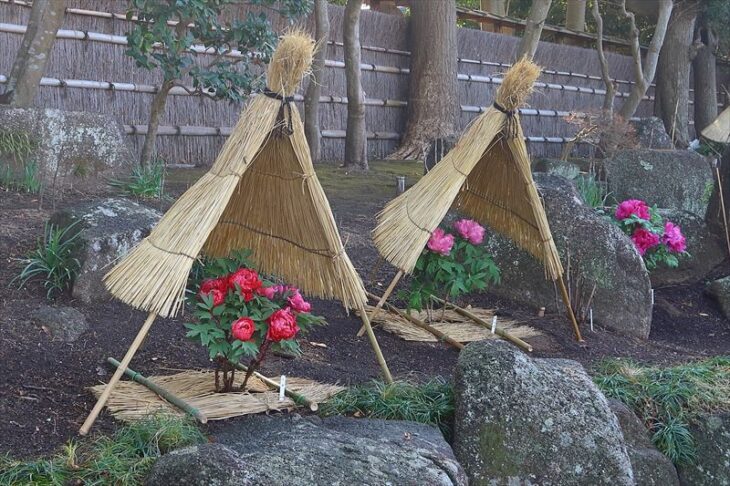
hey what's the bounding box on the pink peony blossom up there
[631,228,660,256]
[453,219,486,245]
[615,199,651,221]
[288,291,312,313]
[663,221,686,254]
[427,228,454,256]
[256,286,276,299]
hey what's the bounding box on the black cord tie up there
[493,101,519,139]
[263,87,294,137]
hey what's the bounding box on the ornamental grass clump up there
[186,250,325,392]
[400,218,500,311]
[611,199,688,270]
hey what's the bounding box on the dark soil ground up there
[1,162,729,459]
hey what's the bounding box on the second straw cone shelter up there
[79,32,392,436]
[372,58,583,342]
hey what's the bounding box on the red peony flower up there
[256,286,276,299]
[267,308,299,342]
[229,268,262,301]
[231,317,255,341]
[200,277,228,295]
[615,199,651,221]
[631,228,660,256]
[203,288,225,307]
[287,291,312,313]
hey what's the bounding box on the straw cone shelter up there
[80,32,392,435]
[701,106,730,144]
[372,58,581,341]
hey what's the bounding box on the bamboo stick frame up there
[229,361,320,411]
[714,162,730,260]
[106,357,208,424]
[357,270,403,337]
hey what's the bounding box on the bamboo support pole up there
[355,300,394,384]
[229,361,320,412]
[357,270,403,337]
[715,165,730,260]
[80,312,158,435]
[557,276,584,342]
[429,296,533,352]
[106,357,208,424]
[367,291,464,350]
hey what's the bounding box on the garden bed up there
[1,162,729,458]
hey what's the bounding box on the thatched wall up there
[0,1,686,164]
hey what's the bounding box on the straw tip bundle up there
[267,30,315,96]
[495,56,541,111]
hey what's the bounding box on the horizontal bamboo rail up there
[106,357,208,424]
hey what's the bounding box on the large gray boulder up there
[30,305,89,343]
[707,275,730,318]
[608,399,679,486]
[49,198,161,304]
[605,149,713,217]
[651,210,725,286]
[145,443,251,486]
[453,340,634,485]
[485,174,653,339]
[0,107,134,197]
[677,413,730,486]
[147,415,466,485]
[630,117,673,150]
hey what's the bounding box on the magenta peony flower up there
[256,286,276,299]
[453,219,486,245]
[427,228,454,256]
[663,221,686,254]
[631,228,660,256]
[615,199,651,221]
[288,291,312,313]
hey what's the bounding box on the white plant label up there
[491,316,497,334]
[589,308,594,332]
[279,375,287,401]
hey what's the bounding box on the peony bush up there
[402,218,500,310]
[611,199,688,270]
[186,250,324,392]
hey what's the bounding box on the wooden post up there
[357,301,394,384]
[357,270,403,337]
[367,291,464,350]
[715,163,730,259]
[557,276,584,342]
[79,312,158,435]
[106,357,207,424]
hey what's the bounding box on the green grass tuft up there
[0,414,204,486]
[593,357,730,465]
[110,158,166,199]
[320,378,454,437]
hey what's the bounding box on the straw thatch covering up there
[104,31,367,317]
[366,304,542,343]
[701,106,730,144]
[90,370,344,422]
[373,58,563,281]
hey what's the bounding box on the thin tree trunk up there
[693,15,718,134]
[592,0,614,115]
[516,0,552,60]
[618,0,673,120]
[343,0,367,170]
[389,0,457,161]
[0,0,65,107]
[655,2,699,148]
[304,0,329,163]
[140,80,173,168]
[565,0,586,32]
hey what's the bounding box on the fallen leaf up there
[308,341,328,348]
[699,313,709,317]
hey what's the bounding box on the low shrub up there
[110,157,166,199]
[593,357,730,465]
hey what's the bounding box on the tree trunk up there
[343,0,367,170]
[591,0,614,114]
[0,0,65,107]
[388,0,457,161]
[140,80,173,168]
[565,0,586,32]
[304,0,330,163]
[693,15,718,134]
[655,2,699,148]
[516,0,552,60]
[481,0,507,16]
[618,0,673,120]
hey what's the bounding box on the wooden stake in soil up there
[714,161,730,260]
[557,276,584,342]
[106,357,208,424]
[230,361,320,411]
[357,270,403,337]
[357,300,394,384]
[80,312,157,435]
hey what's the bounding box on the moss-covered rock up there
[677,413,730,486]
[453,340,634,485]
[707,276,730,319]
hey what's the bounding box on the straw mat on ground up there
[373,58,563,281]
[104,31,366,318]
[366,304,542,343]
[90,370,344,422]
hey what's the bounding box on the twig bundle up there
[372,58,563,281]
[90,369,344,422]
[104,31,367,317]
